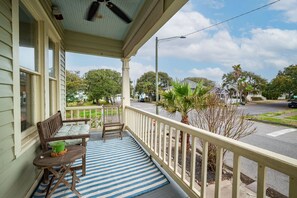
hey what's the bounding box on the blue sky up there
[67,0,297,85]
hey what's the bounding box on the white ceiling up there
[51,0,145,41]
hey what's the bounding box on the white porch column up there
[121,58,131,108]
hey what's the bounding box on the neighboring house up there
[210,86,229,103]
[164,79,198,91]
[181,79,198,90]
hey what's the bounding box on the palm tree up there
[158,81,209,149]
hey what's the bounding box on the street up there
[131,100,297,196]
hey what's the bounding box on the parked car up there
[288,100,297,108]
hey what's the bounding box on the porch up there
[31,105,296,198]
[32,131,186,198]
[1,0,297,197]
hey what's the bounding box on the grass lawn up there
[246,109,297,127]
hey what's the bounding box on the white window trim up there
[13,0,62,158]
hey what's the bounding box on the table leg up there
[46,165,72,197]
[71,170,81,197]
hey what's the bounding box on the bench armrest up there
[63,118,90,124]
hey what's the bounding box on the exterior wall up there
[0,1,39,197]
[0,0,65,197]
[59,43,66,117]
[0,0,16,190]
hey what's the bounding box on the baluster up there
[163,124,167,163]
[181,131,187,181]
[151,118,154,151]
[168,127,173,169]
[190,136,197,190]
[154,120,158,153]
[289,176,297,198]
[71,110,73,119]
[174,130,180,175]
[257,164,266,198]
[215,146,223,198]
[148,117,151,148]
[158,123,162,158]
[201,141,208,198]
[232,153,241,198]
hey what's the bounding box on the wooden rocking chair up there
[102,105,124,140]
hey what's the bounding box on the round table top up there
[33,145,86,168]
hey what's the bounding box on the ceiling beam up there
[64,30,124,58]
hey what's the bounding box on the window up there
[49,38,57,115]
[48,39,55,78]
[19,3,38,132]
[20,72,32,131]
[19,3,38,72]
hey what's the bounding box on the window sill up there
[16,127,40,158]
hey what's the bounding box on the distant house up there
[164,79,198,91]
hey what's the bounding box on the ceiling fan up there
[85,0,132,23]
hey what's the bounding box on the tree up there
[191,94,256,171]
[66,70,84,103]
[222,64,267,102]
[273,65,297,98]
[84,69,121,104]
[185,77,215,89]
[158,81,209,149]
[135,71,172,100]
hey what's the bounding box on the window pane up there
[19,3,38,71]
[20,72,32,131]
[49,39,55,78]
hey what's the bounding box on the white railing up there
[65,106,103,129]
[125,106,297,198]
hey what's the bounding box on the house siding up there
[60,44,66,117]
[0,1,40,197]
[0,0,14,176]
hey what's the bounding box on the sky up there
[66,0,297,85]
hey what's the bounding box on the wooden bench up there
[37,111,90,177]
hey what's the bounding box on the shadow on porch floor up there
[32,131,186,198]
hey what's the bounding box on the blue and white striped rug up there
[32,136,169,198]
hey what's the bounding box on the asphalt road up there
[131,100,297,196]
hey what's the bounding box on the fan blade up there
[106,2,132,23]
[85,1,100,21]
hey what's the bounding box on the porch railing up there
[65,106,103,129]
[124,106,297,198]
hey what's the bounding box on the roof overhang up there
[51,0,188,58]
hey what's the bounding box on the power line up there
[184,0,281,37]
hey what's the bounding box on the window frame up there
[13,0,62,157]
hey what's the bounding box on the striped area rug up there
[32,136,169,198]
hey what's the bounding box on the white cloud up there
[134,1,297,82]
[129,61,154,82]
[269,0,297,23]
[190,67,225,82]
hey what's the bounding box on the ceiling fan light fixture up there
[52,6,63,20]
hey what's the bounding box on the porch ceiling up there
[49,0,188,58]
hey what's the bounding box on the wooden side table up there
[33,145,86,198]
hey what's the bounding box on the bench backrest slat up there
[37,111,63,151]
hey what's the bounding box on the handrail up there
[125,106,297,198]
[65,106,103,129]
